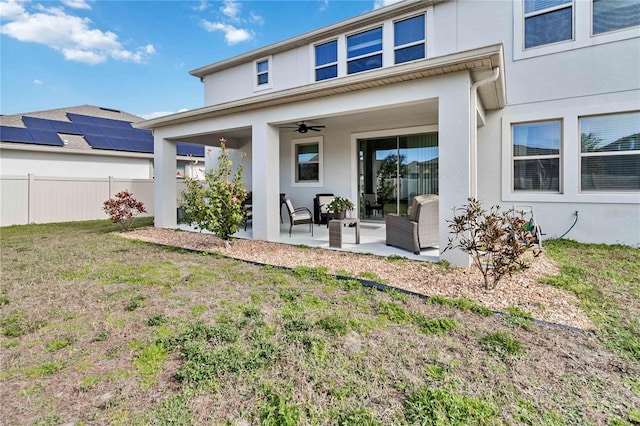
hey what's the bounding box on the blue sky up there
[1,0,401,119]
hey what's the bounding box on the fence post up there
[28,173,35,224]
[108,176,114,198]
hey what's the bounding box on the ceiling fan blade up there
[310,128,322,131]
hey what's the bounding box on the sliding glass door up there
[358,133,438,220]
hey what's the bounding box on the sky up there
[0,0,402,119]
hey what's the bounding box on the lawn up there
[1,219,639,425]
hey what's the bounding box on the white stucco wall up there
[0,150,153,179]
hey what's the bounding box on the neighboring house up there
[0,105,204,179]
[137,0,640,266]
[0,105,204,226]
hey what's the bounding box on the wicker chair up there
[285,199,314,237]
[385,194,439,254]
[313,193,334,225]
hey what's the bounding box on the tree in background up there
[179,138,248,248]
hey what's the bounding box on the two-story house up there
[137,0,640,266]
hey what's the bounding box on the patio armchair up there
[285,199,314,237]
[313,193,334,225]
[385,194,439,254]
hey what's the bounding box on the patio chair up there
[314,193,334,225]
[285,199,314,237]
[385,194,438,254]
[364,193,383,218]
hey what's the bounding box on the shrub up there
[179,138,248,247]
[445,197,539,290]
[102,190,147,231]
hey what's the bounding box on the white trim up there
[578,110,640,194]
[501,102,640,204]
[253,56,273,92]
[514,0,640,60]
[291,135,323,187]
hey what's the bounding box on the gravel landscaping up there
[119,227,594,330]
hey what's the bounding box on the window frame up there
[393,13,426,65]
[591,0,640,36]
[314,39,338,82]
[291,136,324,187]
[253,56,272,91]
[523,0,574,50]
[346,26,384,75]
[578,111,640,193]
[514,0,640,60]
[511,119,563,193]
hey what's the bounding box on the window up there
[256,59,269,86]
[524,0,573,48]
[580,112,640,191]
[592,0,640,35]
[394,14,425,64]
[292,136,323,186]
[347,27,383,74]
[512,120,561,192]
[315,40,338,81]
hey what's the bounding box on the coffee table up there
[328,218,360,248]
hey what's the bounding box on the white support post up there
[154,135,177,228]
[251,121,280,241]
[438,72,474,267]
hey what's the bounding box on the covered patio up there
[137,44,506,267]
[180,218,440,262]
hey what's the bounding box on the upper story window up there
[524,0,573,49]
[253,56,272,91]
[347,27,383,74]
[256,59,269,85]
[580,111,640,192]
[512,120,561,192]
[394,14,425,64]
[315,40,338,81]
[592,0,640,35]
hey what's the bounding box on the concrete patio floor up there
[221,218,440,262]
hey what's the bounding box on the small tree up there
[179,138,248,247]
[444,198,539,290]
[103,190,147,231]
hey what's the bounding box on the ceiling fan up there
[282,121,325,133]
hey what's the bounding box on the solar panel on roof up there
[75,123,104,136]
[27,129,64,146]
[177,143,205,157]
[66,113,95,124]
[23,116,82,135]
[23,116,54,130]
[50,120,81,135]
[84,134,114,149]
[100,127,128,139]
[0,126,34,143]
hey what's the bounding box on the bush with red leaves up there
[103,190,147,231]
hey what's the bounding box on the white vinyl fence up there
[1,174,185,227]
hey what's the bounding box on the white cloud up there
[193,1,208,12]
[0,0,27,19]
[319,0,329,12]
[373,0,404,9]
[249,12,264,25]
[61,0,91,10]
[34,79,42,85]
[201,20,252,45]
[0,1,155,64]
[220,0,241,21]
[140,109,189,120]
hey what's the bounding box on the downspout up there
[469,67,500,198]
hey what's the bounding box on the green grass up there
[0,220,638,424]
[543,239,640,360]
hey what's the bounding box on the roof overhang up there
[190,0,448,79]
[135,43,506,131]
